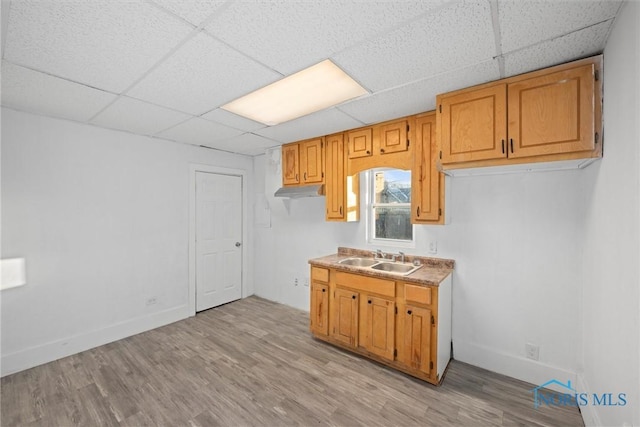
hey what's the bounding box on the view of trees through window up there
[371,169,412,242]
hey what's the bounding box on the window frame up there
[365,169,415,248]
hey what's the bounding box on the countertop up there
[308,247,454,287]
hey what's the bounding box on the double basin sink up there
[337,257,423,276]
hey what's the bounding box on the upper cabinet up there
[379,119,409,155]
[282,143,300,185]
[282,138,324,186]
[347,127,373,159]
[325,132,359,222]
[411,112,443,223]
[437,55,602,171]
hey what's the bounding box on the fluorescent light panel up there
[221,60,368,126]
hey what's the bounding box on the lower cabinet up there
[309,267,452,385]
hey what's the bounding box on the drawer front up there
[311,266,329,283]
[404,284,432,305]
[335,271,395,298]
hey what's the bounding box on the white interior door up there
[196,172,242,311]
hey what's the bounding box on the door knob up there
[235,242,242,247]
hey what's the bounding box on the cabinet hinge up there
[407,139,410,148]
[431,315,435,325]
[321,141,324,148]
[406,124,410,132]
[439,151,442,160]
[430,361,434,370]
[439,104,442,113]
[394,349,397,358]
[594,70,599,81]
[595,132,599,144]
[322,172,324,178]
[395,306,398,314]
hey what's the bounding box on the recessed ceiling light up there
[221,60,368,126]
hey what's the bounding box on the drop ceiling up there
[1,0,622,156]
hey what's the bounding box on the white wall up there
[579,2,640,426]
[255,147,587,387]
[0,108,255,376]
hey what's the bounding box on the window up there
[368,169,413,244]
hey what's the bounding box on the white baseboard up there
[1,305,190,377]
[454,341,577,393]
[576,373,602,427]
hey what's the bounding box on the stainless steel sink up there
[338,257,379,267]
[370,262,423,276]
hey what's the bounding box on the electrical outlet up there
[525,343,539,361]
[145,297,158,306]
[428,240,438,254]
[294,278,298,287]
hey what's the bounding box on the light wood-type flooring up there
[1,296,583,426]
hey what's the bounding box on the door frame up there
[189,164,248,316]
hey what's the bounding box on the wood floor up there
[1,296,583,426]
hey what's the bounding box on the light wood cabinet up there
[331,287,359,348]
[282,138,324,186]
[310,267,329,336]
[437,56,602,170]
[378,119,409,155]
[282,143,300,185]
[311,265,452,385]
[325,133,359,222]
[411,112,443,223]
[400,305,432,376]
[347,127,373,159]
[361,295,395,361]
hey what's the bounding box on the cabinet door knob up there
[352,295,356,300]
[501,139,505,154]
[380,148,385,153]
[366,150,370,155]
[510,138,514,153]
[407,310,412,315]
[416,206,420,217]
[322,289,326,293]
[339,206,343,215]
[304,172,307,180]
[368,300,372,304]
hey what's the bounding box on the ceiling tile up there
[90,96,192,136]
[150,0,226,27]
[3,0,193,93]
[1,61,117,122]
[333,1,496,92]
[201,108,266,133]
[211,133,280,156]
[499,0,622,53]
[205,0,452,75]
[503,20,611,77]
[338,60,500,124]
[128,32,281,115]
[157,117,243,147]
[255,108,364,144]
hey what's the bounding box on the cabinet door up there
[507,64,595,158]
[378,119,409,155]
[439,84,507,164]
[401,305,432,376]
[300,138,324,184]
[310,282,329,336]
[325,133,345,220]
[347,127,373,159]
[282,143,300,185]
[362,295,395,361]
[412,114,440,222]
[331,288,359,347]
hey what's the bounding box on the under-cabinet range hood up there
[274,184,324,198]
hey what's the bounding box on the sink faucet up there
[375,249,384,259]
[398,251,405,263]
